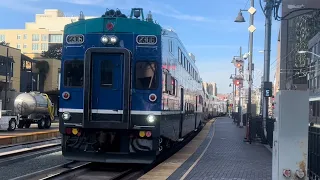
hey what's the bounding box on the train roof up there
[162,28,199,73]
[64,8,161,35]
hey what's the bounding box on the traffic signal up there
[233,57,244,69]
[233,79,243,86]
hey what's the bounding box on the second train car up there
[59,8,207,164]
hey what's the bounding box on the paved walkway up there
[169,117,272,180]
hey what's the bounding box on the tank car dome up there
[14,93,37,115]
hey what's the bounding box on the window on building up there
[32,43,39,51]
[49,34,62,43]
[32,34,39,41]
[41,43,48,51]
[100,60,113,88]
[17,35,21,40]
[0,35,5,42]
[64,60,84,87]
[23,34,27,39]
[17,44,21,49]
[41,34,48,41]
[23,44,27,49]
[135,61,157,89]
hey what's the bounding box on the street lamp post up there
[234,0,255,131]
[298,50,320,58]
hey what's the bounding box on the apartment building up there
[0,45,21,91]
[0,9,96,94]
[0,9,96,59]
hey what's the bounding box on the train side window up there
[135,61,157,89]
[162,71,167,93]
[170,77,176,96]
[64,60,84,87]
[178,48,182,64]
[100,60,113,88]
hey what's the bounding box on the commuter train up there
[59,8,216,164]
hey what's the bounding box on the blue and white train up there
[59,8,213,164]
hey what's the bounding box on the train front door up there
[83,48,131,129]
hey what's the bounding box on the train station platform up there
[0,123,59,146]
[140,117,272,180]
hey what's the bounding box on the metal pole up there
[260,76,264,115]
[247,0,254,125]
[233,68,236,113]
[262,0,273,138]
[239,46,243,127]
[4,47,8,110]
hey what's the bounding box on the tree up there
[0,41,10,46]
[41,43,62,60]
[35,60,50,89]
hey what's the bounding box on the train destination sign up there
[66,34,85,44]
[136,35,157,45]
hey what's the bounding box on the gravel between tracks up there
[0,151,69,180]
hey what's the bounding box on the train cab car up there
[59,8,204,164]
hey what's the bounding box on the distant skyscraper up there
[202,82,217,96]
[212,82,217,96]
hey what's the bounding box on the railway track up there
[11,161,141,180]
[9,122,206,180]
[0,138,61,166]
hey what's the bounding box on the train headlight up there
[110,36,118,44]
[147,114,155,123]
[62,112,71,121]
[101,35,109,44]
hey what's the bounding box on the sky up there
[0,0,280,94]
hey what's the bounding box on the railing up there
[309,124,320,180]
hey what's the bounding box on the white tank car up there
[14,92,54,129]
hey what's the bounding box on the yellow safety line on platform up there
[138,118,216,180]
[180,119,216,180]
[0,130,59,139]
[0,143,58,156]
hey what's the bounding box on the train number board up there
[66,34,84,44]
[136,35,157,45]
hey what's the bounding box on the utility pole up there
[239,46,243,127]
[246,0,254,127]
[262,0,273,137]
[234,68,237,113]
[260,76,264,115]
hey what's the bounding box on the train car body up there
[59,8,204,164]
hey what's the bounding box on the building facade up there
[0,45,21,91]
[279,0,320,90]
[0,9,96,59]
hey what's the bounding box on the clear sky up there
[0,0,280,94]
